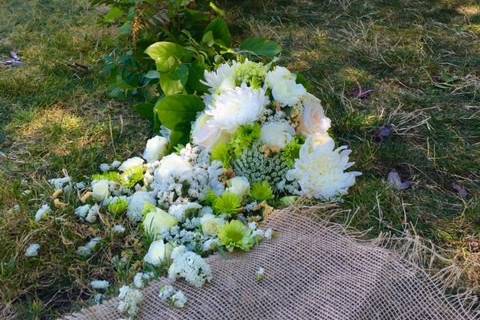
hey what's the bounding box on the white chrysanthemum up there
[298,93,331,136]
[143,136,169,163]
[92,180,110,202]
[207,84,269,132]
[91,280,110,290]
[226,176,250,198]
[35,204,51,222]
[118,157,144,172]
[127,191,156,222]
[202,61,239,94]
[168,246,212,288]
[25,243,40,257]
[191,112,229,151]
[143,240,172,266]
[200,213,225,236]
[260,121,295,150]
[265,66,306,106]
[155,154,192,180]
[288,135,361,200]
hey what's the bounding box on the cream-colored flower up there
[200,213,225,236]
[143,207,178,238]
[143,136,168,163]
[298,93,331,137]
[144,240,172,266]
[92,180,110,202]
[226,176,250,198]
[207,83,269,132]
[260,121,295,150]
[288,135,361,200]
[265,66,306,107]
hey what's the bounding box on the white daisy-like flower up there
[143,136,169,163]
[127,191,156,222]
[260,120,295,150]
[168,246,212,288]
[265,66,306,107]
[171,290,187,308]
[207,83,269,132]
[92,180,110,202]
[118,157,144,172]
[25,243,40,257]
[34,204,51,222]
[226,176,250,198]
[202,61,239,94]
[288,135,361,200]
[91,280,110,290]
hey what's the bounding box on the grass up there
[0,0,479,318]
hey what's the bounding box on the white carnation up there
[202,61,239,94]
[260,121,295,150]
[92,180,110,202]
[143,136,168,163]
[265,66,306,106]
[207,83,269,132]
[226,176,250,198]
[118,157,144,172]
[288,135,361,200]
[127,191,156,222]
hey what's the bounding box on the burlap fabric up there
[64,208,475,320]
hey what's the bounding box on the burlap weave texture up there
[64,208,474,320]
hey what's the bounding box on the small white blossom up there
[202,238,219,252]
[35,204,51,222]
[48,176,71,190]
[143,136,169,163]
[92,180,110,202]
[117,285,143,319]
[77,237,102,257]
[111,160,121,169]
[260,121,295,150]
[127,191,155,222]
[264,228,273,240]
[25,243,40,257]
[75,204,90,219]
[144,240,171,266]
[99,163,111,172]
[85,204,100,223]
[171,290,187,308]
[168,246,212,288]
[158,285,176,302]
[91,280,110,290]
[113,224,126,234]
[200,213,225,236]
[168,202,202,222]
[118,157,144,172]
[256,267,265,281]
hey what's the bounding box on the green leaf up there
[144,70,160,80]
[133,102,155,121]
[204,18,231,47]
[160,64,189,96]
[104,7,124,23]
[154,94,205,146]
[145,42,192,73]
[185,62,208,94]
[239,37,282,57]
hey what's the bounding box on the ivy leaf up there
[154,95,205,146]
[239,37,282,57]
[145,42,192,73]
[204,18,231,47]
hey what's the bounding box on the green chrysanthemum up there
[250,181,274,202]
[108,198,129,216]
[213,192,242,217]
[121,166,145,189]
[92,171,122,184]
[211,142,232,168]
[218,220,254,252]
[231,124,261,157]
[233,143,289,190]
[282,136,305,168]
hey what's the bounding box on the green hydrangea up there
[231,124,261,157]
[250,181,274,202]
[218,220,254,252]
[108,197,129,216]
[233,143,289,191]
[213,192,242,217]
[235,61,267,89]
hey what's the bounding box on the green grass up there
[1,0,479,318]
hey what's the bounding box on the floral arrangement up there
[31,60,360,319]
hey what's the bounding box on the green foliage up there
[213,192,242,217]
[282,136,305,168]
[153,94,205,147]
[231,124,261,157]
[250,181,274,202]
[108,198,129,217]
[239,37,282,58]
[218,220,254,252]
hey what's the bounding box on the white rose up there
[92,180,110,202]
[298,93,331,136]
[144,240,173,266]
[191,113,229,151]
[260,121,295,150]
[226,176,250,198]
[265,66,306,107]
[118,157,144,172]
[143,136,168,163]
[200,213,225,236]
[143,207,178,238]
